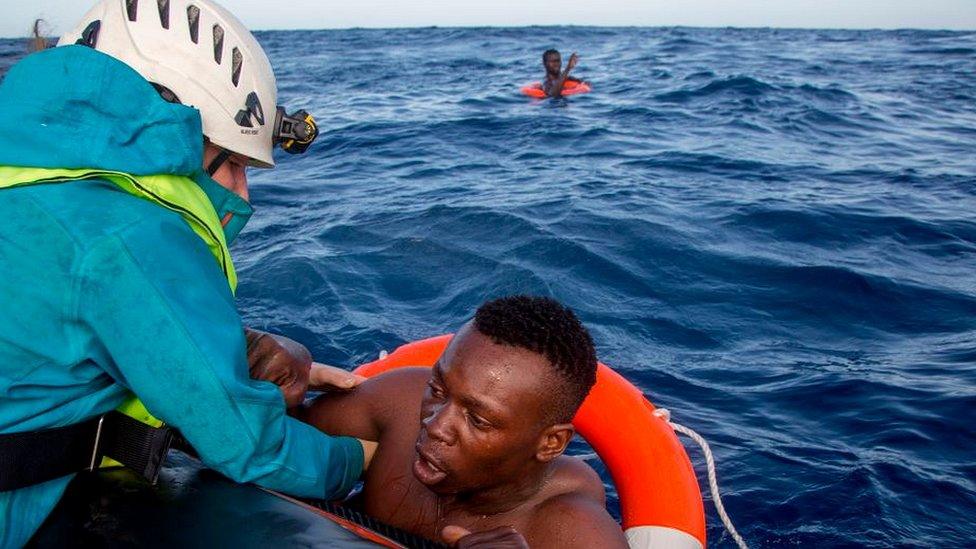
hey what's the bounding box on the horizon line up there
[3,22,974,40]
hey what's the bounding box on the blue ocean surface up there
[3,25,975,547]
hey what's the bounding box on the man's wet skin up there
[542,49,581,98]
[301,323,627,547]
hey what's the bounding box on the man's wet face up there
[413,323,553,495]
[544,52,562,76]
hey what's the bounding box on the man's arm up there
[80,222,363,500]
[549,52,580,98]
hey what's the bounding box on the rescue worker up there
[0,1,374,545]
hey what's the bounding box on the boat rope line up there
[653,408,749,549]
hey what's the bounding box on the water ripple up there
[4,26,975,548]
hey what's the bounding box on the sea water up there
[3,26,974,547]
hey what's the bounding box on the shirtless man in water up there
[301,296,627,548]
[541,49,582,98]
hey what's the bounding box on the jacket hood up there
[0,45,254,242]
[0,45,204,177]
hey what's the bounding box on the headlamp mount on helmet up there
[210,105,318,175]
[273,107,318,155]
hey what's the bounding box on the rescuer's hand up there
[245,327,312,408]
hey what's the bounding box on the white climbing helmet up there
[59,0,317,168]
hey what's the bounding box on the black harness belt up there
[0,411,176,492]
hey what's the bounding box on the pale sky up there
[4,0,975,38]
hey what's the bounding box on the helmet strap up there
[206,149,232,177]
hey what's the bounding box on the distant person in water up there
[302,296,628,548]
[28,19,50,53]
[542,49,582,98]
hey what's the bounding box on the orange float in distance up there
[520,80,592,98]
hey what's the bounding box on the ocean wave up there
[908,47,976,55]
[654,75,777,102]
[7,25,976,547]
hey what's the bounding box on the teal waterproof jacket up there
[0,46,363,547]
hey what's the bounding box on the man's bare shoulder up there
[365,367,430,425]
[357,367,430,399]
[302,367,430,439]
[549,455,607,503]
[523,457,628,548]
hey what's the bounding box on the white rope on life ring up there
[653,408,748,549]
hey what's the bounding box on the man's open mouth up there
[413,444,449,485]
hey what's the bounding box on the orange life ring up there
[520,80,592,98]
[354,335,706,549]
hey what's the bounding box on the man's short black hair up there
[474,295,597,424]
[543,49,560,63]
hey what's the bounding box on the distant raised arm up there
[550,52,580,97]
